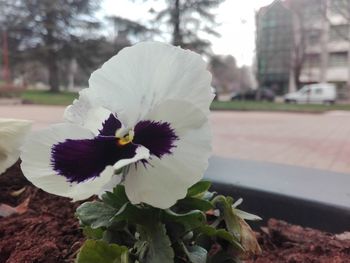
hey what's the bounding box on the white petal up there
[124,100,211,209]
[0,119,32,175]
[64,90,93,126]
[97,146,150,198]
[83,42,212,128]
[235,209,262,221]
[146,99,208,136]
[98,171,122,198]
[64,96,121,135]
[113,146,150,170]
[232,198,243,208]
[83,107,115,135]
[124,122,211,209]
[20,123,114,201]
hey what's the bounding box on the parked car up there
[284,83,336,104]
[231,88,275,102]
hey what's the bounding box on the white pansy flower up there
[21,42,213,209]
[0,119,31,175]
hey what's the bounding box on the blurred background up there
[1,0,350,181]
[0,0,263,95]
[2,0,350,103]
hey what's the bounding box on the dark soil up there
[246,218,350,263]
[0,162,85,263]
[1,163,350,263]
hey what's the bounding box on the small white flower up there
[0,119,31,175]
[21,42,213,209]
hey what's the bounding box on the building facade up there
[256,1,293,95]
[256,0,350,98]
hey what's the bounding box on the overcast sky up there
[102,0,275,66]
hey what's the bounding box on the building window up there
[302,1,322,20]
[330,0,350,16]
[328,52,348,67]
[329,24,349,41]
[262,16,277,28]
[305,54,321,67]
[307,30,321,45]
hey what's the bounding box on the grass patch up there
[21,90,78,105]
[210,100,350,113]
[19,91,350,112]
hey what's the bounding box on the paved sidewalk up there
[0,105,65,130]
[1,105,350,174]
[211,111,350,174]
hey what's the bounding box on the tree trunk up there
[294,64,302,90]
[47,50,59,93]
[172,0,182,47]
[44,11,60,93]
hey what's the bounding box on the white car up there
[284,83,336,104]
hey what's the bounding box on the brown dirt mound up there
[247,219,350,263]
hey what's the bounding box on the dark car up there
[231,88,275,102]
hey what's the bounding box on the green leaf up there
[162,209,206,231]
[83,226,104,239]
[177,197,214,212]
[187,181,212,198]
[182,243,207,263]
[102,221,132,245]
[76,201,117,228]
[111,203,156,225]
[197,225,244,252]
[75,239,129,263]
[212,196,241,240]
[137,223,174,263]
[102,185,129,209]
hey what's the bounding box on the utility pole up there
[2,31,10,83]
[172,0,182,46]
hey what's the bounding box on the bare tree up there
[287,0,323,89]
[106,16,157,45]
[0,0,100,92]
[322,0,350,40]
[209,55,240,93]
[153,0,224,54]
[290,4,307,89]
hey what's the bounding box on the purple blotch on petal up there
[51,136,137,183]
[134,120,178,159]
[99,114,122,136]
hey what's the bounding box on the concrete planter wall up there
[205,157,350,233]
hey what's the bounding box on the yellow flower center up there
[117,130,134,146]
